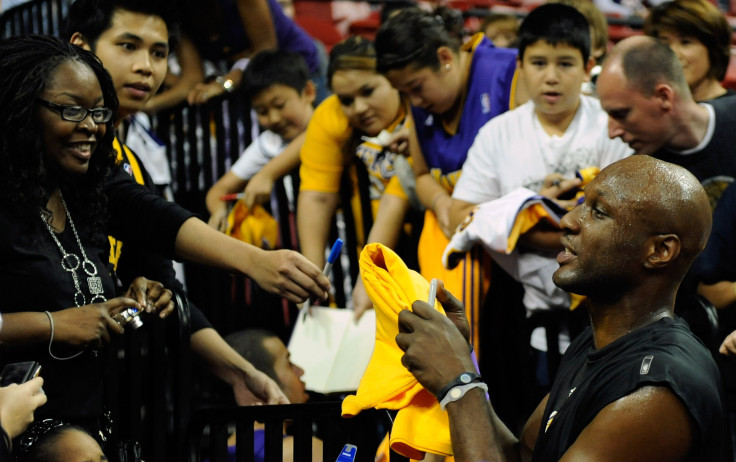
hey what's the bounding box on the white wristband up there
[439,381,488,410]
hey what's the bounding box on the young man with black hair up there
[225,329,323,461]
[64,0,329,406]
[205,49,315,232]
[444,4,631,424]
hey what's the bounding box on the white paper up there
[288,308,376,394]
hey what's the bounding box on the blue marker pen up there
[301,239,343,319]
[323,238,343,275]
[335,444,357,462]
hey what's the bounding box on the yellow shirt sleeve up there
[299,95,353,194]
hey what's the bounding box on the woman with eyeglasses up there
[0,35,173,447]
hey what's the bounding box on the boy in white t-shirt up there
[206,49,316,231]
[446,3,632,393]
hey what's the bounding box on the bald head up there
[555,155,711,303]
[602,36,690,97]
[597,36,701,156]
[598,156,711,267]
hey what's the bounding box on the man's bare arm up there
[396,297,525,462]
[447,384,547,462]
[561,386,693,461]
[520,395,548,462]
[445,387,523,462]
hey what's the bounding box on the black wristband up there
[435,372,482,402]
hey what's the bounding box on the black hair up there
[379,0,418,25]
[225,329,280,384]
[375,7,460,74]
[327,36,378,89]
[433,6,466,43]
[0,35,119,240]
[62,0,180,49]
[517,3,591,63]
[548,0,608,61]
[242,49,311,101]
[15,419,97,462]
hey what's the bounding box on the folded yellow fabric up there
[391,389,451,458]
[226,201,278,249]
[342,243,452,458]
[506,203,561,254]
[376,432,457,462]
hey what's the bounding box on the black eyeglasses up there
[37,99,113,124]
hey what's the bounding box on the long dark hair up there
[375,8,460,74]
[0,35,119,238]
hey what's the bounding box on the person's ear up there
[644,234,681,269]
[70,32,92,51]
[653,83,675,112]
[302,80,316,104]
[436,46,455,70]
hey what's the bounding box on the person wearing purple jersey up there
[374,7,527,352]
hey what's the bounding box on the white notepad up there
[288,308,376,394]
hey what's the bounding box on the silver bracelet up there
[44,311,83,361]
[439,381,488,410]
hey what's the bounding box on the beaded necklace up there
[40,191,107,307]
